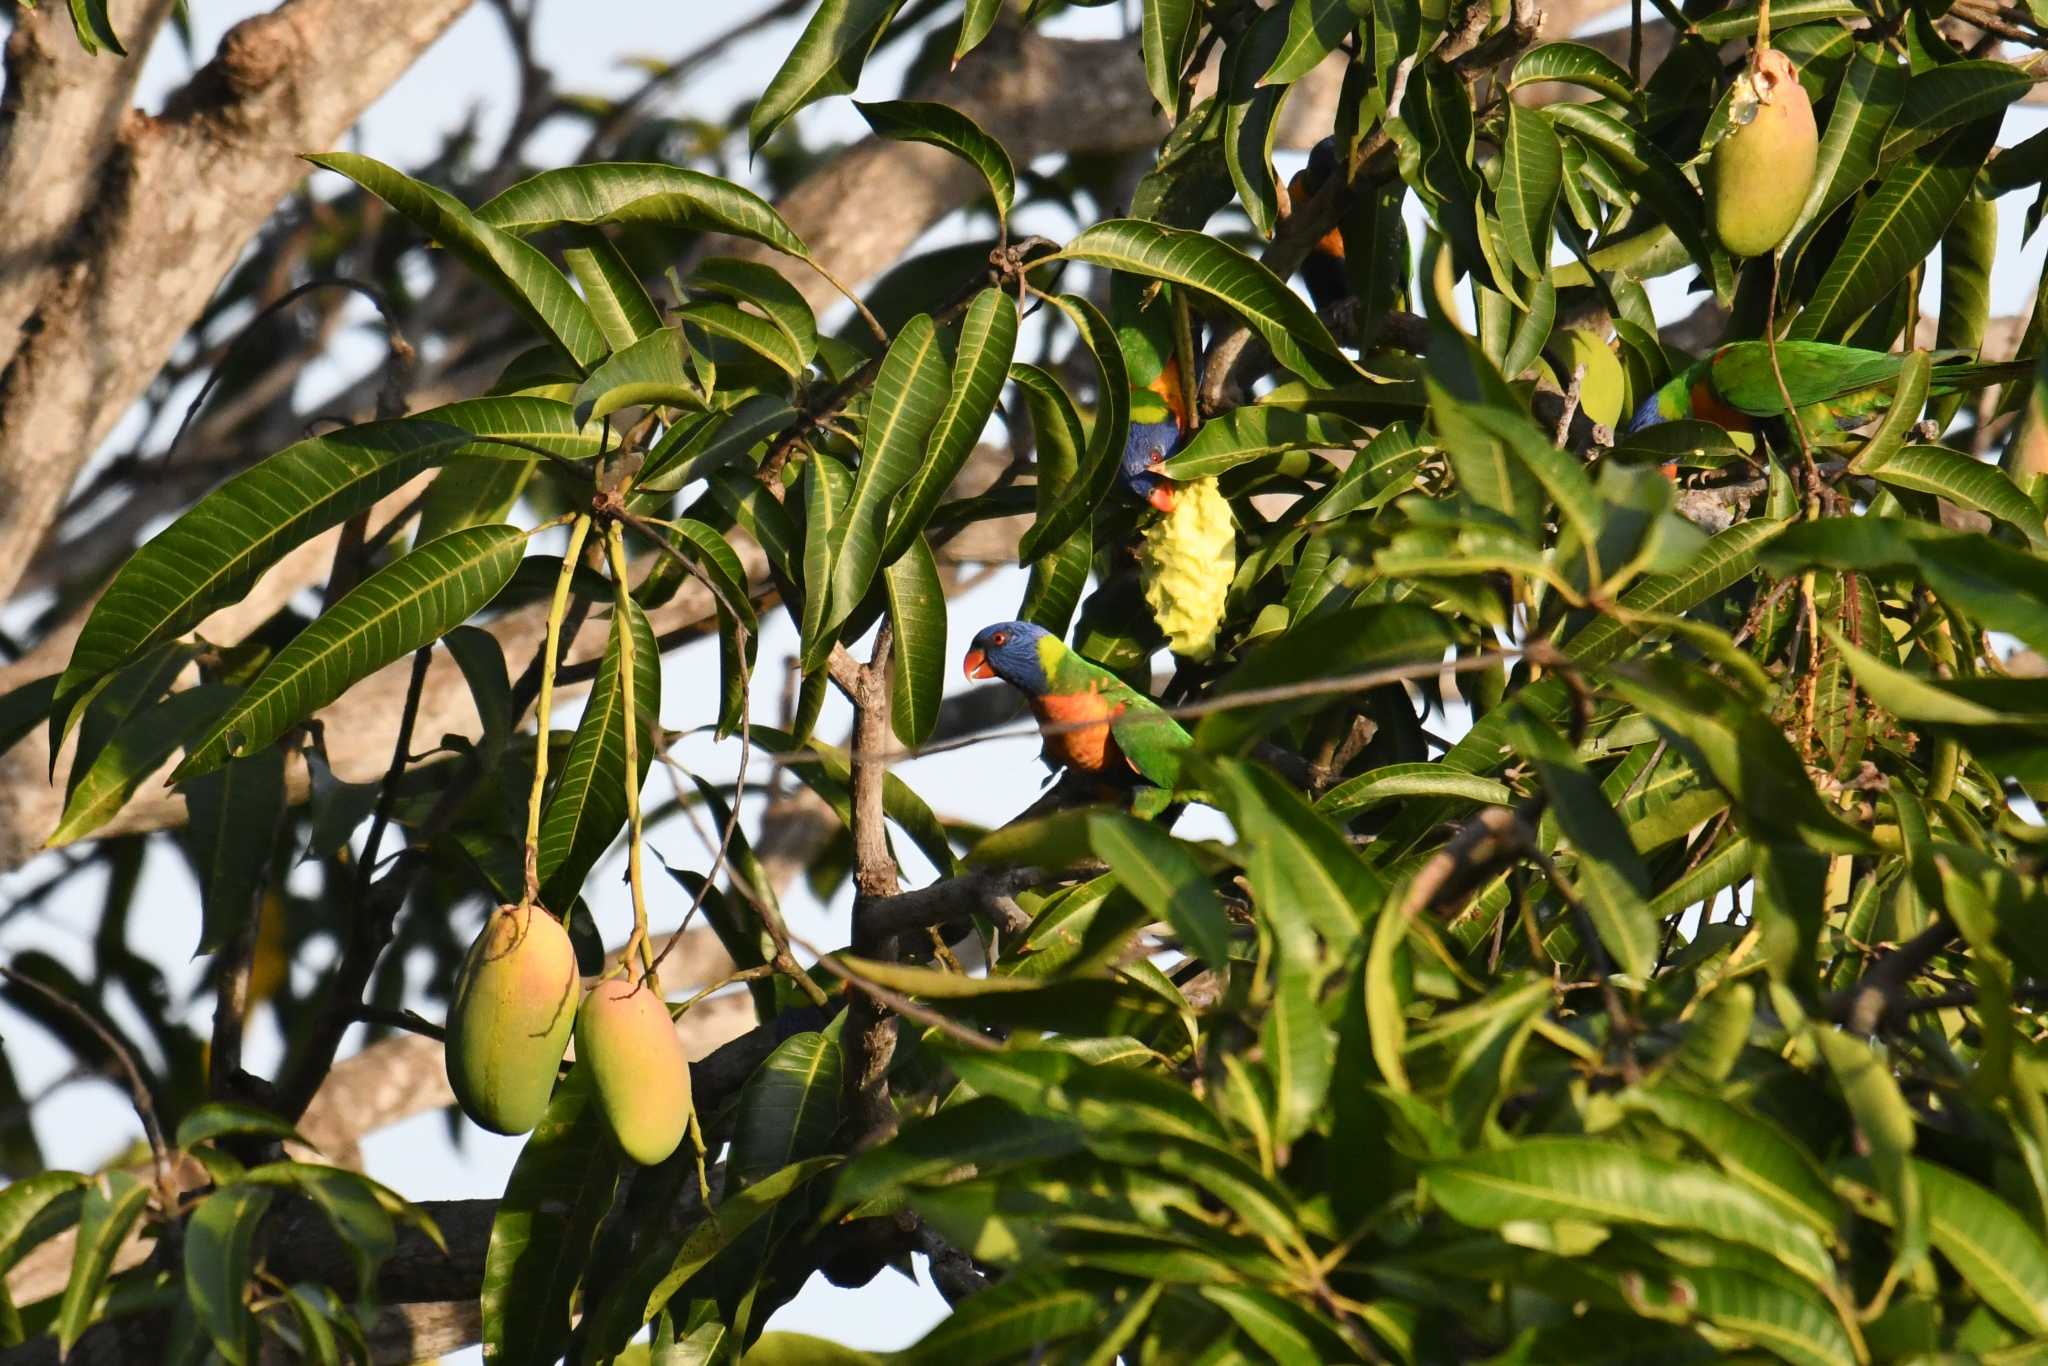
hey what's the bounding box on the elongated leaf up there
[537,598,659,908]
[414,396,608,462]
[175,526,526,780]
[58,420,470,707]
[1263,0,1356,85]
[482,1075,621,1366]
[640,1157,841,1325]
[183,743,286,953]
[1502,709,1656,978]
[1223,5,1292,236]
[1318,765,1513,816]
[1018,296,1130,561]
[830,314,950,626]
[1814,1026,1924,1273]
[1497,105,1563,280]
[1509,42,1637,103]
[1089,813,1231,968]
[751,0,903,151]
[1787,43,1907,253]
[574,328,701,423]
[898,1270,1102,1365]
[307,153,604,367]
[678,301,808,378]
[563,230,662,352]
[184,1184,274,1365]
[0,1172,87,1274]
[56,1172,149,1357]
[1161,406,1365,479]
[857,100,1015,222]
[1884,61,2038,161]
[64,0,124,55]
[1918,1159,2048,1334]
[880,289,1017,566]
[884,536,946,748]
[1209,757,1382,947]
[478,164,809,261]
[1792,118,1998,342]
[1627,1087,1840,1235]
[1141,0,1198,112]
[49,686,230,847]
[1679,1266,1856,1366]
[1547,103,1713,279]
[798,451,854,675]
[1056,220,1353,387]
[689,257,819,370]
[1871,445,2048,547]
[954,0,1001,61]
[1428,1138,1833,1286]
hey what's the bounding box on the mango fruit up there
[444,903,578,1135]
[575,976,691,1165]
[1139,475,1236,660]
[1708,49,1818,259]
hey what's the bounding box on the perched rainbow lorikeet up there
[1625,341,2032,440]
[963,620,1191,790]
[1119,345,1193,512]
[1286,137,1349,313]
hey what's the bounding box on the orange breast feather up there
[1032,688,1126,774]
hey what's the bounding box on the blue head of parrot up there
[1119,419,1182,512]
[963,620,1054,693]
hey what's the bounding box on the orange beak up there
[963,648,995,680]
[1148,483,1176,513]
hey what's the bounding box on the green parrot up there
[964,620,1192,793]
[1626,341,2031,441]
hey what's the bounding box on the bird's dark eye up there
[992,631,1008,646]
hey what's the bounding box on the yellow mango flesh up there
[1139,475,1236,660]
[575,977,691,1165]
[444,903,578,1135]
[1709,50,1818,259]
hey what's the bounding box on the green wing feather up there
[1707,342,1904,415]
[1043,644,1192,788]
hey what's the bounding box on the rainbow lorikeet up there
[1119,347,1193,512]
[1286,137,1349,313]
[963,621,1191,789]
[1625,341,2031,439]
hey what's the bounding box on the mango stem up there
[605,521,655,980]
[524,514,594,908]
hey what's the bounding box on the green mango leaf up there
[856,100,1016,223]
[1262,0,1357,86]
[1791,118,1998,342]
[750,0,904,151]
[1161,406,1366,479]
[1056,220,1353,388]
[1508,42,1638,103]
[55,1172,150,1358]
[1786,43,1907,257]
[677,301,809,379]
[182,745,287,954]
[175,525,526,781]
[175,1103,307,1152]
[1870,445,2048,547]
[306,153,604,367]
[1497,105,1563,281]
[49,685,231,847]
[1018,296,1130,562]
[1222,6,1291,236]
[897,1270,1102,1365]
[537,597,660,909]
[1088,812,1232,968]
[880,289,1018,567]
[1141,0,1199,113]
[884,536,946,749]
[1813,1026,1925,1275]
[954,0,1002,62]
[573,327,703,423]
[477,163,809,262]
[798,451,854,675]
[57,419,470,710]
[1883,60,2040,162]
[1917,1159,2048,1335]
[64,0,124,54]
[1428,1138,1834,1286]
[183,1184,274,1365]
[830,313,950,628]
[563,230,663,352]
[689,257,820,371]
[482,1075,622,1366]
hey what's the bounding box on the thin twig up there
[0,963,174,1206]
